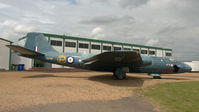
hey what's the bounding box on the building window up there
[133,49,140,53]
[123,48,131,50]
[103,46,111,51]
[166,52,172,56]
[141,50,148,54]
[149,50,155,55]
[92,44,100,50]
[79,43,89,49]
[51,40,62,46]
[65,41,76,48]
[114,47,121,51]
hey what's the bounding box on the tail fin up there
[24,32,56,53]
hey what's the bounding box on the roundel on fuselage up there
[67,56,74,64]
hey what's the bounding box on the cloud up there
[0,3,10,9]
[80,15,119,25]
[0,19,37,41]
[2,20,17,27]
[80,15,135,25]
[91,27,104,38]
[146,39,159,46]
[119,0,149,8]
[14,24,37,33]
[0,0,199,61]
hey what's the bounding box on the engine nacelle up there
[141,56,152,66]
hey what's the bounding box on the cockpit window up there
[169,57,177,62]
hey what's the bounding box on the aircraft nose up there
[185,64,192,72]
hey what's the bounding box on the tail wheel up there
[113,68,126,80]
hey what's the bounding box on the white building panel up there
[132,47,140,53]
[184,61,199,72]
[78,41,89,54]
[157,49,163,57]
[50,38,63,52]
[11,52,32,70]
[65,39,76,53]
[91,42,101,54]
[162,50,166,57]
[52,64,64,68]
[123,45,132,50]
[0,40,10,70]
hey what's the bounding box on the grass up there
[138,81,199,112]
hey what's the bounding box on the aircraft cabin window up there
[141,50,148,54]
[51,40,62,46]
[114,47,121,51]
[92,44,100,50]
[79,43,89,49]
[166,52,172,56]
[123,48,131,50]
[65,41,76,48]
[149,50,155,55]
[103,46,111,51]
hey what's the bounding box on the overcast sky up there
[0,0,199,61]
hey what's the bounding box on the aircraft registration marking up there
[57,55,67,64]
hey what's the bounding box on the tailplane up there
[7,45,44,56]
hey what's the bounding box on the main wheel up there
[153,76,162,79]
[114,68,126,80]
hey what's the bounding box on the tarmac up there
[0,71,199,112]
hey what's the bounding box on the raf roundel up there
[67,57,74,64]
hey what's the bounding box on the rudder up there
[24,32,56,53]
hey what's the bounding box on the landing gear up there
[113,68,126,80]
[148,74,162,79]
[153,76,162,79]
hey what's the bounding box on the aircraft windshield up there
[169,57,177,62]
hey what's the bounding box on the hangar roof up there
[19,32,172,51]
[0,37,13,43]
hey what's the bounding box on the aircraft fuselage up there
[24,51,191,74]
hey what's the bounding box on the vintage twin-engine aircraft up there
[7,32,192,80]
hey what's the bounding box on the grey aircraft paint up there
[7,32,192,80]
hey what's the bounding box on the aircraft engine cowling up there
[141,56,152,66]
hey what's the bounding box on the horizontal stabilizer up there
[7,45,44,56]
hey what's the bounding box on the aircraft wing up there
[83,51,142,65]
[7,45,44,56]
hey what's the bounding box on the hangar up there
[12,32,173,70]
[0,38,12,70]
[1,32,199,72]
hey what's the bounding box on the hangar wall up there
[0,38,12,70]
[17,33,173,69]
[184,61,199,72]
[11,38,32,70]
